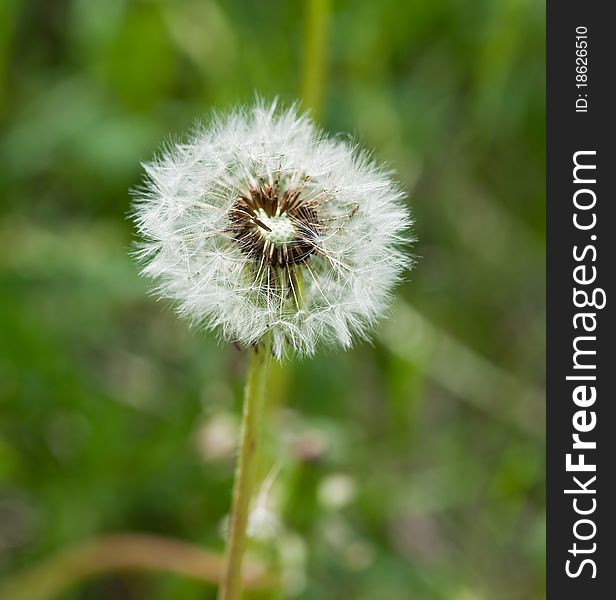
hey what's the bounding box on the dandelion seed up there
[132,100,413,359]
[246,464,281,541]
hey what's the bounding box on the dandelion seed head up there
[132,100,413,359]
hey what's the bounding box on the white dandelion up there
[131,100,412,359]
[131,100,414,600]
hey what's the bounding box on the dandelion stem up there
[302,0,331,120]
[219,345,272,600]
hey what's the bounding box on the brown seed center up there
[228,179,319,268]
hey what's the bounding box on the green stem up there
[218,345,272,600]
[302,0,331,120]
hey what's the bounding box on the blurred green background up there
[0,0,545,598]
